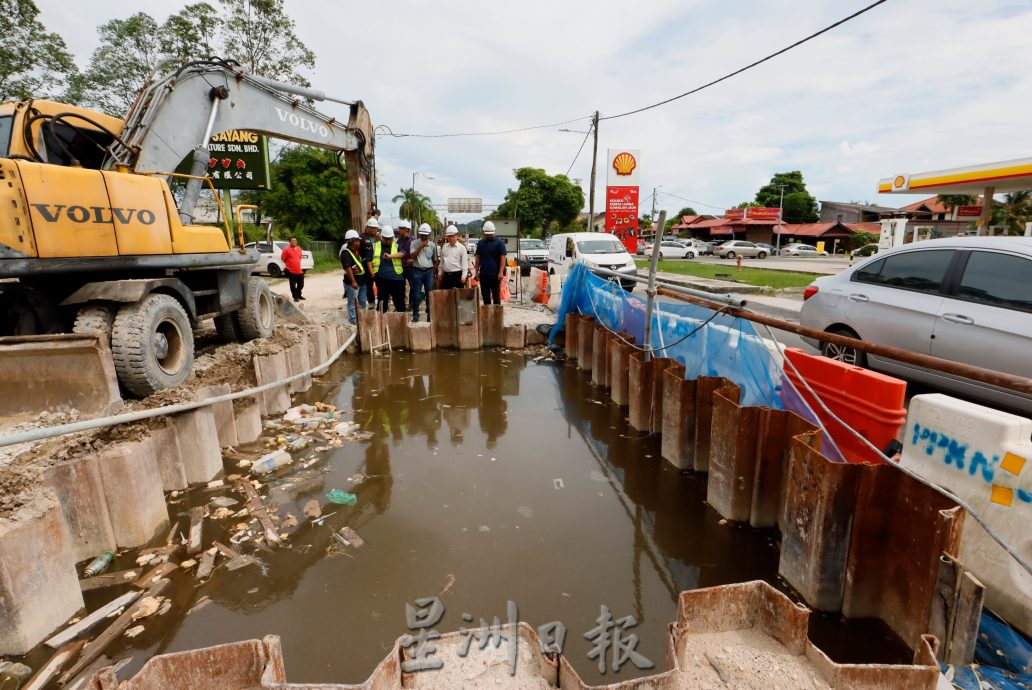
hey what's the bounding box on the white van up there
[548,232,639,291]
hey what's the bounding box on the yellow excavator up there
[0,58,374,409]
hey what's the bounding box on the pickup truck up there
[516,238,549,275]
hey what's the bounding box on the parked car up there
[755,242,777,256]
[853,243,880,257]
[781,243,828,257]
[643,240,696,260]
[800,237,1032,414]
[548,232,639,291]
[516,238,549,275]
[467,239,479,255]
[243,241,314,277]
[681,238,713,256]
[716,240,768,259]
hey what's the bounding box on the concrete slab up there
[233,397,262,444]
[456,289,480,350]
[0,490,83,655]
[97,439,170,548]
[479,305,503,347]
[170,408,224,483]
[564,312,579,359]
[408,322,432,352]
[430,290,457,349]
[324,323,340,360]
[357,309,378,353]
[150,418,187,491]
[609,339,633,407]
[503,324,525,350]
[384,312,409,350]
[43,454,116,563]
[285,338,313,394]
[307,326,329,374]
[253,351,291,417]
[524,325,547,346]
[197,384,237,448]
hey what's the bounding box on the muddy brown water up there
[24,351,910,686]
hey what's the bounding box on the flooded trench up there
[63,350,908,686]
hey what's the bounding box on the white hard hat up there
[380,226,395,239]
[366,218,379,228]
[344,229,360,240]
[483,220,496,234]
[445,225,458,236]
[418,223,432,235]
[398,219,412,230]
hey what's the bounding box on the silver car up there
[781,243,827,257]
[800,237,1032,414]
[715,240,768,259]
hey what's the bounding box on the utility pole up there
[587,111,600,232]
[650,185,662,238]
[776,184,786,255]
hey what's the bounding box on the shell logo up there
[612,152,637,176]
[893,175,906,189]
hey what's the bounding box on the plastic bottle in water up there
[252,450,293,474]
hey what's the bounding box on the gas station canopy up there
[878,157,1032,195]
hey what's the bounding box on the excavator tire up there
[73,303,116,348]
[214,312,242,342]
[236,276,275,341]
[111,293,194,397]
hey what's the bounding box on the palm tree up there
[998,191,1031,235]
[392,187,433,226]
[938,194,977,217]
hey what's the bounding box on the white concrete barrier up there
[900,393,1032,638]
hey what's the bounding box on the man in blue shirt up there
[473,221,507,305]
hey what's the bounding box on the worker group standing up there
[344,217,509,323]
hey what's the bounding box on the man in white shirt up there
[438,225,468,289]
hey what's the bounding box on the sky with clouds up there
[36,0,1032,226]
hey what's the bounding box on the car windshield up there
[520,240,545,249]
[577,239,624,254]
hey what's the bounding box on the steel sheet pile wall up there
[561,309,967,661]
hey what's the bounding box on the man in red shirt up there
[281,236,305,302]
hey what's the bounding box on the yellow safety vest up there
[372,242,403,274]
[344,248,364,275]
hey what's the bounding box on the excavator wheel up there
[235,276,275,341]
[111,293,194,397]
[214,312,242,342]
[73,303,116,348]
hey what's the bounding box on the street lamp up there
[412,170,434,228]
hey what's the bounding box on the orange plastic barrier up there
[783,347,907,465]
[532,270,549,304]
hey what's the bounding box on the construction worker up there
[409,223,439,322]
[439,225,468,289]
[396,219,414,307]
[339,229,366,324]
[361,218,379,308]
[474,221,507,305]
[373,226,406,313]
[281,236,305,302]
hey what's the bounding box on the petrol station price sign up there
[175,130,271,190]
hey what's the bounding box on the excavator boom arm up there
[109,60,375,231]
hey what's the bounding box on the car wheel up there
[757,251,767,259]
[111,293,194,396]
[657,253,664,260]
[267,263,282,278]
[726,251,736,259]
[686,251,695,259]
[820,327,867,368]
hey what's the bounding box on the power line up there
[379,115,592,139]
[599,0,889,121]
[564,123,594,178]
[657,190,726,211]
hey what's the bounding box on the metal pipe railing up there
[657,287,1032,397]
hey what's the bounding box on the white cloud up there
[34,0,1032,221]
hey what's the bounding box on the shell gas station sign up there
[605,148,640,253]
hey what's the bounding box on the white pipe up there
[0,332,356,449]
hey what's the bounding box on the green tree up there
[755,171,818,222]
[161,3,222,62]
[0,0,76,100]
[244,146,351,241]
[69,13,162,115]
[220,0,315,86]
[937,194,977,215]
[997,191,1030,235]
[391,187,434,227]
[495,167,584,234]
[734,201,761,209]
